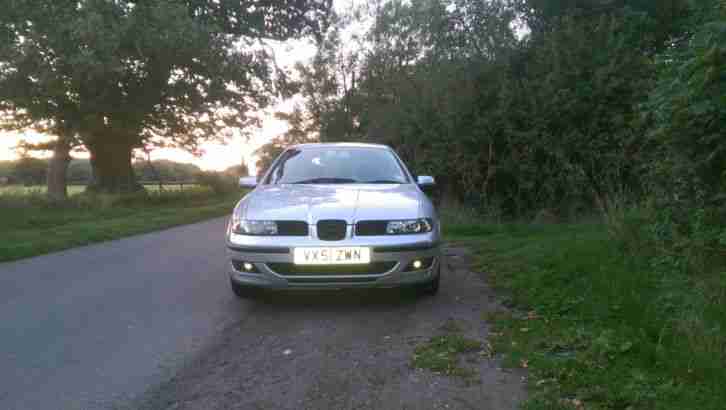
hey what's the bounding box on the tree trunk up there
[86,142,142,193]
[46,138,72,201]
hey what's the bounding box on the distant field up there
[0,183,200,195]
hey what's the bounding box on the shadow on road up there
[244,288,426,309]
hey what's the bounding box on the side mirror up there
[416,175,435,187]
[239,176,258,189]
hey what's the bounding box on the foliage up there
[223,163,249,178]
[496,9,654,214]
[647,1,726,207]
[195,171,240,195]
[512,0,690,47]
[0,160,13,177]
[133,159,202,182]
[11,156,47,185]
[291,0,695,216]
[612,2,726,332]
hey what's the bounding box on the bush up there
[195,171,239,195]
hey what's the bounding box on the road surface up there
[0,217,524,410]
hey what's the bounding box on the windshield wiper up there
[361,179,404,184]
[290,177,359,184]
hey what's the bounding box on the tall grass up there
[606,203,726,393]
[450,204,726,409]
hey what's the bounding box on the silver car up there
[226,143,441,298]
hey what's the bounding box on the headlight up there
[386,218,433,234]
[231,217,278,235]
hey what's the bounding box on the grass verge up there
[444,221,726,410]
[0,187,241,262]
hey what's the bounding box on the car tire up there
[230,279,260,299]
[418,267,440,297]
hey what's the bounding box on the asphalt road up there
[0,217,525,410]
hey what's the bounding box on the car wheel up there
[230,279,260,299]
[418,266,440,297]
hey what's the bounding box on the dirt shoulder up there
[130,245,526,410]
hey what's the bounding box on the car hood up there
[242,184,424,223]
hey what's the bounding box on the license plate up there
[293,247,371,265]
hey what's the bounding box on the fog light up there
[403,257,435,272]
[232,260,259,273]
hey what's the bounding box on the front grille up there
[277,221,309,236]
[266,262,397,276]
[355,220,388,236]
[227,245,290,254]
[317,220,347,241]
[286,277,378,284]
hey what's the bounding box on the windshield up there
[266,147,410,185]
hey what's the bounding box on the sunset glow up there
[0,111,287,173]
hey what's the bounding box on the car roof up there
[289,142,392,150]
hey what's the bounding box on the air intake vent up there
[317,220,347,241]
[267,262,397,276]
[276,221,309,236]
[355,220,388,236]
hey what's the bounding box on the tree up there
[646,0,726,204]
[0,0,331,193]
[512,0,690,50]
[0,111,78,200]
[12,156,47,186]
[299,0,520,206]
[67,159,93,183]
[254,142,287,177]
[223,163,250,178]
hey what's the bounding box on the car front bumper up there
[226,232,441,290]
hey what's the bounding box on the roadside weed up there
[412,334,482,379]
